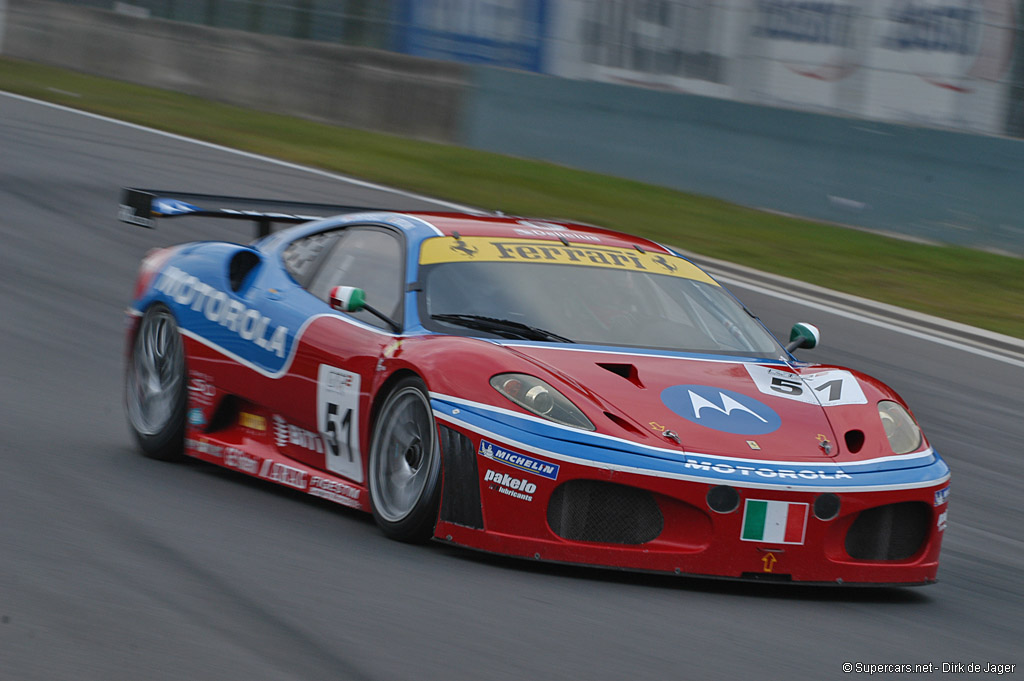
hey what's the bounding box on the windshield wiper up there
[430,314,574,343]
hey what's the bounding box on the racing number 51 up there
[317,364,363,483]
[324,401,354,462]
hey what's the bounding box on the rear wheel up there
[125,304,187,461]
[368,376,441,542]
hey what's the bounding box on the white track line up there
[5,89,1022,369]
[0,90,482,214]
[714,273,1024,370]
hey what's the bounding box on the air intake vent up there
[845,502,930,561]
[547,480,663,544]
[439,426,483,529]
[597,363,643,388]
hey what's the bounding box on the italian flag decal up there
[741,500,809,544]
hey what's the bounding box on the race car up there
[120,188,950,585]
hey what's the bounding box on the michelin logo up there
[153,266,289,358]
[479,440,559,480]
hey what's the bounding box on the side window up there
[309,227,405,330]
[282,231,343,287]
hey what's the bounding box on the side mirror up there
[330,286,366,313]
[328,285,401,333]
[786,322,820,353]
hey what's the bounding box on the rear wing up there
[118,188,383,238]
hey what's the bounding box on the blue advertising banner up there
[392,0,548,72]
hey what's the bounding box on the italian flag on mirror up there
[741,499,809,544]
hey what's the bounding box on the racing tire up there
[125,304,187,461]
[368,376,442,543]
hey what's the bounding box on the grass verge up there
[2,57,1021,338]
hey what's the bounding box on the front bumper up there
[431,398,949,585]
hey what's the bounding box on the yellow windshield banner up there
[418,236,719,285]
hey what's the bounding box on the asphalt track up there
[1,92,1022,681]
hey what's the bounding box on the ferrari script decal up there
[418,237,717,284]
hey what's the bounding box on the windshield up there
[418,238,783,357]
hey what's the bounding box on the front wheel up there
[125,304,187,461]
[368,376,441,543]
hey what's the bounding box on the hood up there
[504,345,843,462]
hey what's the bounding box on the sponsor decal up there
[186,437,223,458]
[259,459,307,490]
[382,339,404,358]
[683,458,852,480]
[662,385,781,435]
[118,203,155,228]
[934,486,950,506]
[513,224,602,242]
[418,237,717,284]
[224,447,260,474]
[272,414,325,454]
[746,440,761,451]
[478,440,559,480]
[741,499,809,544]
[152,266,290,359]
[239,412,266,431]
[218,446,362,508]
[152,198,199,216]
[484,469,536,501]
[308,475,361,508]
[937,509,948,532]
[187,408,206,426]
[188,372,216,406]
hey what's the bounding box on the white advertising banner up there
[546,0,1017,134]
[734,0,873,115]
[861,0,1015,133]
[546,0,740,98]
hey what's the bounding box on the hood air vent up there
[597,363,644,388]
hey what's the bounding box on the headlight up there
[490,373,594,431]
[878,401,922,454]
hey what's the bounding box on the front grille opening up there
[547,480,663,545]
[845,502,930,561]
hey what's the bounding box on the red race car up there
[121,189,950,585]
